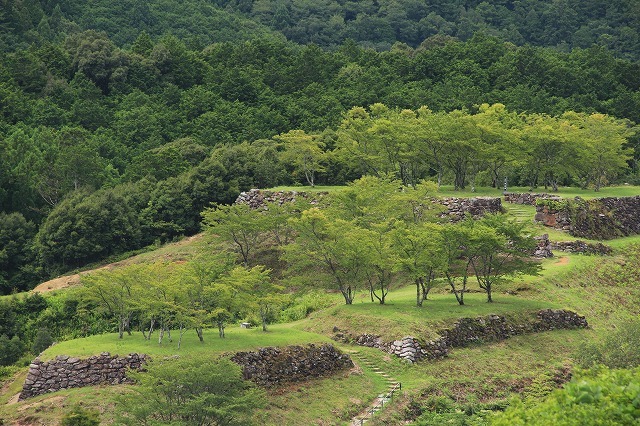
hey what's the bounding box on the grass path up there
[348,350,401,425]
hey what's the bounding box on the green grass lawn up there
[436,185,640,199]
[267,185,347,193]
[40,322,333,361]
[300,279,561,342]
[267,184,640,199]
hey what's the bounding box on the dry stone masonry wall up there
[436,197,503,221]
[230,344,353,387]
[19,353,147,400]
[504,192,561,205]
[551,240,613,255]
[20,344,353,399]
[236,189,503,221]
[535,196,640,239]
[335,309,587,363]
[234,189,327,208]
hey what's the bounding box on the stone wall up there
[551,240,613,255]
[234,189,327,209]
[19,344,354,399]
[235,189,503,221]
[230,344,353,387]
[19,353,147,400]
[436,197,504,221]
[336,309,587,363]
[535,196,640,239]
[504,192,561,205]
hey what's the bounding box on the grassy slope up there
[3,185,640,425]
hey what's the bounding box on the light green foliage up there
[563,112,634,191]
[80,264,147,339]
[577,319,640,369]
[278,291,334,322]
[490,367,640,426]
[202,203,268,266]
[284,207,373,305]
[467,214,541,303]
[219,265,287,331]
[116,355,265,426]
[275,129,326,187]
[391,221,446,306]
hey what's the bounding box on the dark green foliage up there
[116,355,265,425]
[0,334,26,366]
[0,212,37,293]
[35,189,142,274]
[60,407,100,426]
[31,328,54,355]
[0,1,638,291]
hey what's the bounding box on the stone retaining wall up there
[230,344,353,387]
[235,189,503,221]
[535,196,640,239]
[19,353,147,400]
[234,189,327,208]
[504,192,561,205]
[551,240,613,255]
[19,344,353,399]
[336,309,587,363]
[436,197,504,221]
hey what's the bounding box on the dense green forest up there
[3,0,639,58]
[1,0,639,294]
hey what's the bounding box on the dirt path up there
[556,256,570,266]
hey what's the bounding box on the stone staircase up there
[504,203,535,223]
[349,350,401,426]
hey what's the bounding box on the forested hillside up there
[4,0,639,58]
[218,0,640,58]
[1,0,639,294]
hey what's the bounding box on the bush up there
[116,355,265,425]
[31,328,54,355]
[489,367,640,426]
[60,407,100,426]
[278,291,334,322]
[0,334,26,366]
[576,319,640,369]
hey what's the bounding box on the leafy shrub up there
[0,334,26,366]
[490,367,640,425]
[576,319,640,369]
[278,291,334,322]
[0,365,19,382]
[60,408,100,426]
[116,355,265,425]
[31,328,54,355]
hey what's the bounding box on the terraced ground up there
[1,186,640,425]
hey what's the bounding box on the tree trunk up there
[416,278,423,307]
[118,317,124,339]
[217,321,225,338]
[124,315,132,336]
[195,327,204,342]
[260,306,268,332]
[178,325,186,349]
[158,326,165,344]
